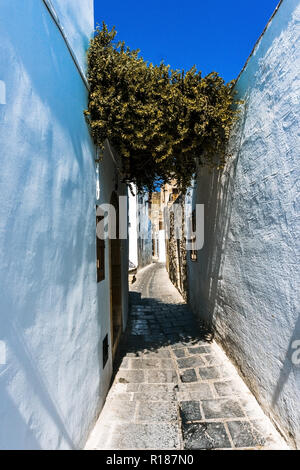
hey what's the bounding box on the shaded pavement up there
[86,263,287,450]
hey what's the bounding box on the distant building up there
[161,183,188,298]
[128,185,152,275]
[149,191,167,262]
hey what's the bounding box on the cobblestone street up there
[86,263,287,450]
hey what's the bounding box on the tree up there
[85,23,240,191]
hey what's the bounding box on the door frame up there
[109,191,123,360]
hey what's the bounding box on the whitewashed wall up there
[128,185,138,267]
[158,230,166,263]
[137,193,152,268]
[187,0,300,448]
[46,0,94,73]
[96,142,129,356]
[0,0,113,450]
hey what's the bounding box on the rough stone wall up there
[187,0,300,448]
[166,196,188,301]
[149,192,161,259]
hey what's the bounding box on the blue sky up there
[94,0,280,83]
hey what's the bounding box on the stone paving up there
[85,263,288,450]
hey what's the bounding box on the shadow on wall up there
[272,314,300,407]
[0,311,76,449]
[188,109,248,333]
[0,389,42,450]
[0,0,102,449]
[187,95,300,446]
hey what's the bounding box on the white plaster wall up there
[128,185,138,267]
[137,193,152,268]
[187,0,300,448]
[96,142,129,343]
[0,0,105,450]
[46,0,94,74]
[158,230,166,263]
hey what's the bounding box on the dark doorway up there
[110,192,123,360]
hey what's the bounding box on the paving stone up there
[132,329,151,335]
[202,399,245,419]
[213,380,240,397]
[119,357,130,369]
[109,422,179,449]
[173,349,186,358]
[101,401,136,423]
[199,366,222,380]
[163,325,178,331]
[180,338,211,347]
[126,383,140,392]
[238,397,267,419]
[147,369,178,383]
[85,422,113,450]
[182,422,232,450]
[123,352,139,358]
[188,346,211,355]
[117,370,145,383]
[142,349,171,358]
[177,382,213,401]
[180,401,202,422]
[138,383,177,393]
[107,391,132,402]
[171,321,187,327]
[202,354,224,366]
[126,337,146,348]
[150,329,163,334]
[142,358,161,368]
[180,369,197,383]
[133,391,176,401]
[160,358,175,368]
[129,358,144,369]
[144,335,167,343]
[178,382,205,391]
[170,342,187,350]
[177,355,206,369]
[136,401,178,422]
[132,320,148,327]
[227,420,265,448]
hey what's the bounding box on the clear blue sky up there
[94,0,280,83]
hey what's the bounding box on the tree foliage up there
[85,23,240,190]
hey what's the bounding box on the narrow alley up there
[86,263,287,451]
[1,0,299,452]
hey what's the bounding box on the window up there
[102,334,109,368]
[96,206,105,282]
[190,209,197,261]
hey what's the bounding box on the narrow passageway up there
[86,263,287,450]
